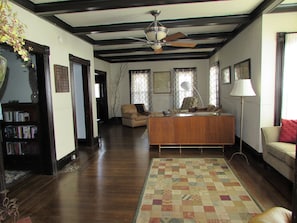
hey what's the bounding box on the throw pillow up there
[279,119,297,143]
[134,104,145,113]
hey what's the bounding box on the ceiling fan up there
[129,10,197,54]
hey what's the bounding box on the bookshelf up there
[1,103,41,171]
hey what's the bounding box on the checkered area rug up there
[133,158,262,223]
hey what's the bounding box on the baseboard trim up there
[57,151,77,170]
[235,136,263,162]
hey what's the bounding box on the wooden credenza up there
[148,113,235,151]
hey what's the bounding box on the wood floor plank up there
[5,122,292,222]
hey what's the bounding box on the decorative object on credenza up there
[180,81,204,107]
[229,79,256,164]
[234,59,251,80]
[221,66,231,84]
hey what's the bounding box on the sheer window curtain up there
[209,62,220,107]
[173,68,197,109]
[130,70,152,110]
[282,33,297,119]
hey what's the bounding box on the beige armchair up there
[121,104,149,127]
[248,207,292,223]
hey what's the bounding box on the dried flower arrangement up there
[0,0,30,62]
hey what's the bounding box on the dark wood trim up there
[100,52,211,63]
[0,122,5,190]
[72,15,248,35]
[25,0,223,16]
[56,151,76,170]
[27,40,57,175]
[11,0,282,63]
[69,54,94,148]
[274,33,285,126]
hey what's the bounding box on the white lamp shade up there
[181,81,191,91]
[230,79,256,96]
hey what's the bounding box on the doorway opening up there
[95,70,108,124]
[69,55,94,149]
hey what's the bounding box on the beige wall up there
[94,60,209,117]
[211,12,297,153]
[11,3,97,160]
[211,17,262,151]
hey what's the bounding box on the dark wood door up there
[95,70,108,122]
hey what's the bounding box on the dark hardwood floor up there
[6,121,292,223]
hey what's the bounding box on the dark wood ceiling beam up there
[93,32,231,46]
[94,43,221,55]
[270,3,297,13]
[73,15,249,35]
[97,51,211,60]
[10,0,35,12]
[31,0,221,16]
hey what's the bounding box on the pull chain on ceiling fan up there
[129,10,197,53]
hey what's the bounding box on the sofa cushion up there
[279,119,297,143]
[267,142,296,169]
[122,113,137,119]
[134,114,148,121]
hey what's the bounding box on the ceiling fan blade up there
[163,32,186,42]
[154,48,163,54]
[127,37,150,43]
[168,42,197,48]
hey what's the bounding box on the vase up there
[0,55,7,90]
[31,91,39,103]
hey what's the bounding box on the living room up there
[0,0,297,222]
[0,0,296,181]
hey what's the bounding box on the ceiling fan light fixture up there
[145,26,168,41]
[151,43,162,50]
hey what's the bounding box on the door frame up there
[69,54,94,148]
[0,40,57,189]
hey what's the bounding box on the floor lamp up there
[180,81,204,107]
[229,79,256,164]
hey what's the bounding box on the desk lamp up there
[180,81,204,107]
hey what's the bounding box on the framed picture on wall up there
[234,59,251,80]
[153,71,171,94]
[221,66,231,84]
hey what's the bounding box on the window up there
[209,62,220,107]
[275,33,297,124]
[173,68,197,109]
[94,83,100,98]
[129,70,151,110]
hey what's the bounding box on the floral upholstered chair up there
[180,97,199,111]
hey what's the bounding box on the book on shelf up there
[3,111,30,122]
[4,125,38,139]
[6,141,39,155]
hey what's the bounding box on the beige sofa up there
[121,104,149,127]
[261,126,296,182]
